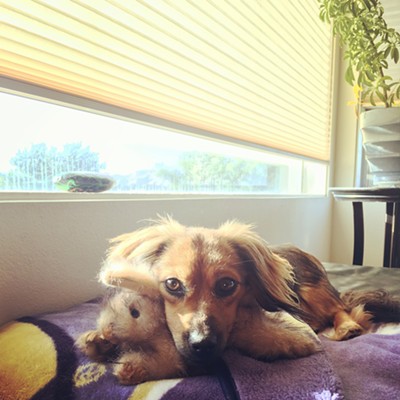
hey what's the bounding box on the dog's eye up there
[164,278,185,297]
[214,278,238,297]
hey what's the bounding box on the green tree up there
[156,151,275,192]
[4,142,105,191]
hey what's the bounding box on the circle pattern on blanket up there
[0,321,57,400]
[74,362,107,388]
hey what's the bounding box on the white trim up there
[0,191,325,204]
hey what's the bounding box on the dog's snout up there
[188,331,218,363]
[190,335,217,353]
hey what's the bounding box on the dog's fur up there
[75,287,187,384]
[99,217,400,368]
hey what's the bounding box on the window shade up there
[0,0,333,161]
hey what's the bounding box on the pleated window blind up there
[0,0,333,161]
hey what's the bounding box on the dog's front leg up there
[229,306,321,361]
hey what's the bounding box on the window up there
[0,90,327,195]
[0,1,332,196]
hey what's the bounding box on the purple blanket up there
[321,334,400,400]
[1,299,399,400]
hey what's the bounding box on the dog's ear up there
[101,217,185,291]
[218,221,303,318]
[107,216,184,264]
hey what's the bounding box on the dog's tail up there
[341,289,400,324]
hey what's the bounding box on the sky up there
[0,91,290,175]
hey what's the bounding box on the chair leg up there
[352,201,364,266]
[384,202,393,267]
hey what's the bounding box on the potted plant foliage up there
[318,0,400,187]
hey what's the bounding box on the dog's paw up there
[75,330,117,362]
[334,320,363,341]
[285,332,322,359]
[268,318,322,360]
[230,309,322,361]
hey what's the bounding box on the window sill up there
[0,191,328,203]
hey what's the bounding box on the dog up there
[77,260,318,385]
[99,217,400,367]
[75,286,187,384]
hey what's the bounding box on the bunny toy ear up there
[99,258,159,297]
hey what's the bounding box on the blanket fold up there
[222,350,343,400]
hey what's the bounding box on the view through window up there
[0,91,327,195]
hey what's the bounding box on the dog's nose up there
[188,333,218,362]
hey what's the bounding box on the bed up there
[1,263,400,400]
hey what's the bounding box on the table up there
[331,187,400,268]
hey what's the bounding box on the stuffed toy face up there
[97,288,165,345]
[75,287,187,384]
[75,287,166,361]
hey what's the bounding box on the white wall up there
[0,196,330,326]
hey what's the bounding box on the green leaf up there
[379,75,392,84]
[376,89,386,103]
[365,70,374,81]
[370,92,376,106]
[345,65,355,85]
[388,93,394,107]
[394,48,399,64]
[363,0,372,10]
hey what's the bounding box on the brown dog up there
[100,217,399,367]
